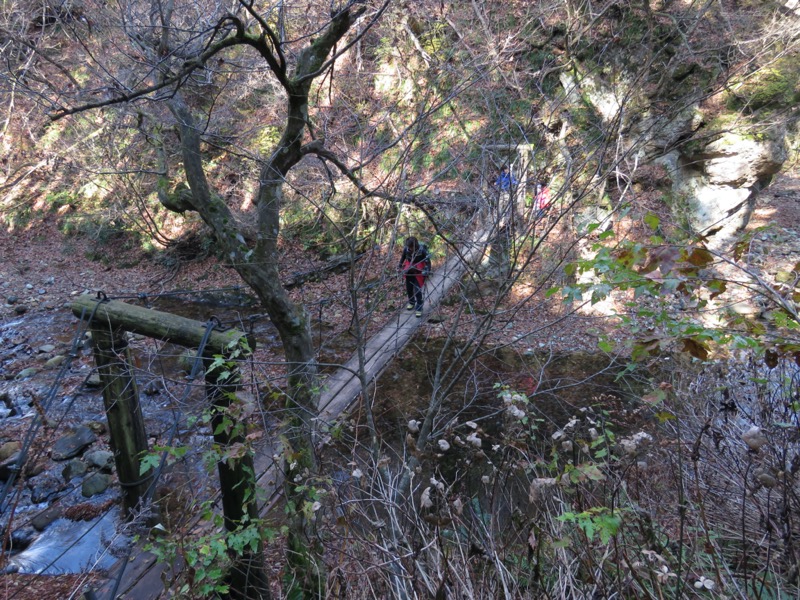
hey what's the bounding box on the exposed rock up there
[2,387,34,416]
[31,505,63,531]
[15,367,38,380]
[85,373,102,388]
[44,355,66,369]
[84,450,114,472]
[676,127,787,247]
[30,474,63,503]
[619,432,654,456]
[85,420,107,435]
[23,461,46,478]
[81,472,111,498]
[742,426,768,451]
[62,458,88,481]
[0,453,21,481]
[564,65,793,249]
[37,344,55,354]
[755,468,777,488]
[0,441,21,461]
[701,130,787,188]
[51,426,97,461]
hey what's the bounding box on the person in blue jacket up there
[494,166,517,191]
[398,237,431,317]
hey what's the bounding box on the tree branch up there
[293,0,391,85]
[49,16,246,121]
[238,0,287,74]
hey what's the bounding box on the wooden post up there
[205,356,271,599]
[90,322,152,519]
[72,295,268,597]
[516,145,530,217]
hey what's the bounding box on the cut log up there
[72,295,254,354]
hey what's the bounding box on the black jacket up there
[399,244,431,276]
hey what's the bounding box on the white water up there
[8,509,127,574]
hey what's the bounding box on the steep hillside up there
[2,0,800,598]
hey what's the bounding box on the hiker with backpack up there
[398,236,431,318]
[533,182,551,219]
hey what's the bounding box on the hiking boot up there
[406,303,415,310]
[415,310,423,318]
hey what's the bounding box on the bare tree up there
[9,0,394,596]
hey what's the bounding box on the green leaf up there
[139,453,161,475]
[706,279,727,300]
[597,514,622,544]
[598,339,614,352]
[656,411,676,422]
[644,212,660,231]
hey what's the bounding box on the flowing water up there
[6,509,124,575]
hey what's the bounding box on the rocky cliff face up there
[555,9,799,248]
[674,125,788,246]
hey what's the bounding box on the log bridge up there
[80,225,494,599]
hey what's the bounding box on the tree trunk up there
[166,7,370,596]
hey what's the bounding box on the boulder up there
[677,126,788,246]
[84,450,114,472]
[31,505,63,531]
[30,474,63,503]
[62,458,88,481]
[51,426,96,461]
[0,441,21,461]
[81,472,111,498]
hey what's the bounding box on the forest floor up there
[1,172,800,599]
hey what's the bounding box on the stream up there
[1,291,650,578]
[0,293,273,576]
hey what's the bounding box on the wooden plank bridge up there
[86,229,493,599]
